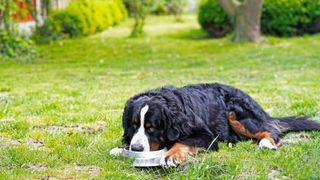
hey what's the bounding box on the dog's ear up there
[163,106,181,141]
[167,126,180,141]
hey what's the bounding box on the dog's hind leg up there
[228,111,279,150]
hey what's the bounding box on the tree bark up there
[219,0,263,43]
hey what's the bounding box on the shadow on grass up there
[170,28,227,41]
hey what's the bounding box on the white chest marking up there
[130,105,150,152]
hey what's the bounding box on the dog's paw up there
[110,147,124,156]
[160,153,183,168]
[259,138,277,150]
[160,143,190,168]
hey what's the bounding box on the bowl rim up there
[122,148,167,159]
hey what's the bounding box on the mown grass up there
[0,15,320,179]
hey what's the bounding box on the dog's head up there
[121,95,188,152]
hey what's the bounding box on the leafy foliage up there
[0,29,37,62]
[33,0,127,43]
[198,0,232,37]
[261,0,320,36]
[150,0,187,20]
[0,0,37,61]
[198,0,320,37]
[150,0,168,15]
[124,0,154,37]
[33,10,83,44]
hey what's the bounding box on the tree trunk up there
[219,0,263,43]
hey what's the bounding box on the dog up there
[110,83,320,167]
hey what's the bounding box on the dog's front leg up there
[160,134,217,168]
[160,143,199,168]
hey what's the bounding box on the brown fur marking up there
[150,142,160,151]
[164,143,201,163]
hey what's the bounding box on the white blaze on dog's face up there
[130,105,150,152]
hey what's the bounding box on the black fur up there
[122,83,320,151]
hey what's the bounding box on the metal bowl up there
[122,148,167,167]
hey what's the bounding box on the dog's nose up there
[130,144,144,152]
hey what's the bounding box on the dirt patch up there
[0,117,14,124]
[268,170,290,180]
[63,164,101,177]
[26,138,44,149]
[24,164,48,171]
[0,136,21,148]
[33,121,106,134]
[281,133,311,145]
[40,165,101,179]
[41,176,68,180]
[0,137,44,149]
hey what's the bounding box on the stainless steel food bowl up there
[122,148,167,167]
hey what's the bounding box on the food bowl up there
[122,148,167,167]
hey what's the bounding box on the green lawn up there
[1,15,320,179]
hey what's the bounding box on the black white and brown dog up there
[110,83,320,167]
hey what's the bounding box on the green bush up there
[65,0,127,35]
[0,29,37,62]
[261,0,320,36]
[151,0,168,15]
[198,0,232,37]
[33,16,62,44]
[53,10,84,38]
[198,0,320,37]
[33,10,84,43]
[33,0,127,43]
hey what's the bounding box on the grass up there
[1,15,320,179]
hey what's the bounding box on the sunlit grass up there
[0,15,320,178]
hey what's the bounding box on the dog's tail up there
[270,116,320,134]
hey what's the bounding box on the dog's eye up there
[132,118,139,129]
[133,118,139,124]
[146,127,155,132]
[145,123,151,128]
[145,123,155,132]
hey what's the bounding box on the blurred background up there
[1,0,319,60]
[1,0,320,179]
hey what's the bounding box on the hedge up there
[33,0,127,43]
[198,0,320,37]
[198,0,231,37]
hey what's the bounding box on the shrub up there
[151,0,168,15]
[65,0,127,35]
[0,29,38,62]
[198,0,232,37]
[261,0,320,36]
[33,16,62,44]
[198,0,320,37]
[33,10,84,43]
[33,0,127,43]
[53,10,84,38]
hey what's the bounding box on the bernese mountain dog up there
[110,83,320,167]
